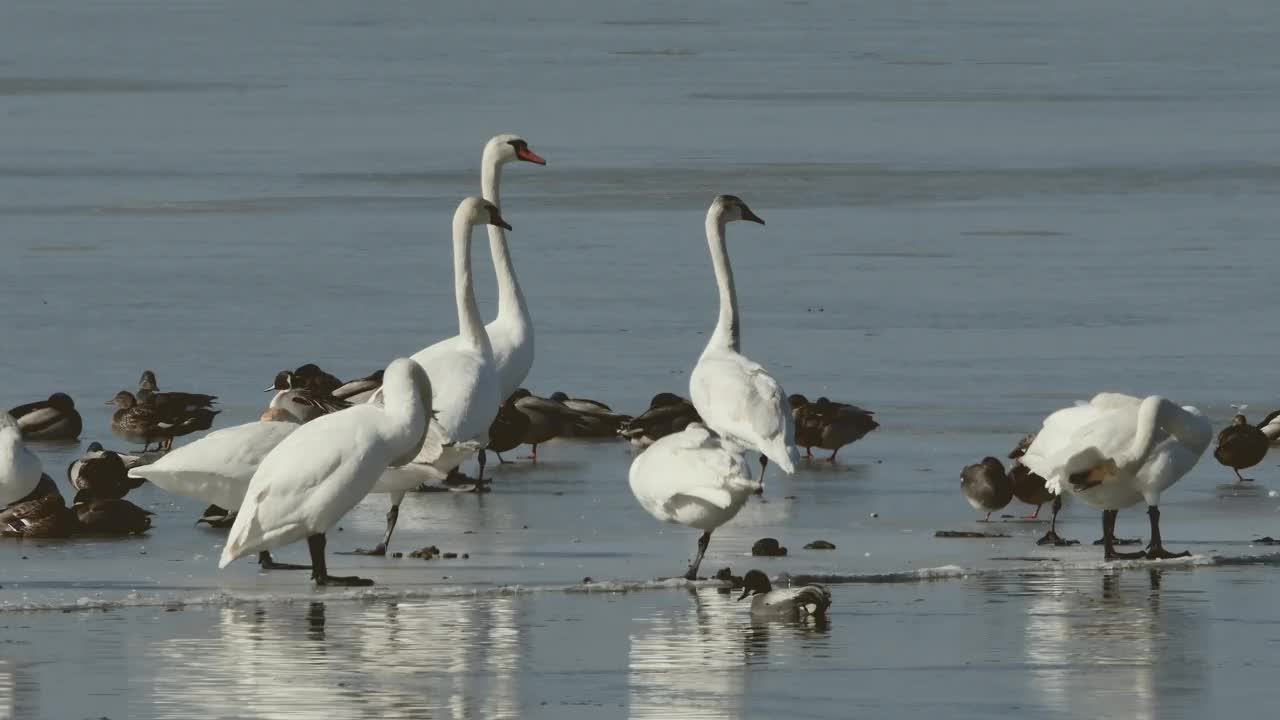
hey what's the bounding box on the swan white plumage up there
[1020,392,1212,560]
[688,195,799,490]
[628,422,757,580]
[1,413,43,506]
[219,357,432,586]
[400,134,545,399]
[356,196,512,556]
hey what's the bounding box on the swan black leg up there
[309,534,374,587]
[345,503,398,556]
[1103,509,1146,560]
[1144,505,1190,560]
[258,550,310,571]
[1036,496,1078,546]
[473,448,488,492]
[684,530,713,581]
[756,456,768,495]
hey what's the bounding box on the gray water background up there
[4,0,1280,717]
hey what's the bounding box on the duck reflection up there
[150,596,525,720]
[1021,568,1207,720]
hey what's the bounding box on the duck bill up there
[736,588,750,601]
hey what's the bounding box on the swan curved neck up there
[481,158,529,326]
[382,378,431,466]
[704,212,740,353]
[1123,396,1211,467]
[451,213,492,354]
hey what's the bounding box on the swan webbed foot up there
[340,544,387,557]
[1093,537,1141,546]
[1144,546,1191,560]
[314,574,375,587]
[1035,530,1078,547]
[258,551,311,571]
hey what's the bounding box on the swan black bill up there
[741,208,765,225]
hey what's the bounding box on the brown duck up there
[1214,414,1269,482]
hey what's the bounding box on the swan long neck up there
[704,210,740,353]
[451,210,492,355]
[1121,396,1166,468]
[481,157,529,326]
[382,370,432,467]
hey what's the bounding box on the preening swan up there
[355,196,511,556]
[1021,393,1212,560]
[688,195,799,491]
[1,413,43,506]
[628,422,756,580]
[219,358,432,586]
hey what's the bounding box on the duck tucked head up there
[738,569,774,600]
[549,392,569,403]
[107,391,137,409]
[649,392,683,409]
[710,194,765,226]
[787,394,809,410]
[509,388,533,402]
[485,133,547,167]
[1231,414,1249,426]
[48,393,76,411]
[86,441,104,453]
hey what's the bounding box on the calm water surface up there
[4,0,1280,717]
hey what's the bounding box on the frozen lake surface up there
[5,0,1280,717]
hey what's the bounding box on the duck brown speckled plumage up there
[1,474,77,538]
[789,394,879,463]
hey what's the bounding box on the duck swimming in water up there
[737,569,831,620]
[7,393,82,442]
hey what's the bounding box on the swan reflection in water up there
[150,596,523,720]
[628,588,832,720]
[1020,568,1207,720]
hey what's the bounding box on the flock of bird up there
[2,132,1272,618]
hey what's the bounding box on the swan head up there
[710,194,765,226]
[737,569,773,600]
[138,370,158,391]
[485,134,546,167]
[456,196,512,231]
[106,391,137,409]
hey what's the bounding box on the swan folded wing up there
[220,413,383,566]
[693,357,795,468]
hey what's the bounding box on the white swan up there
[219,357,432,586]
[689,195,799,490]
[1020,392,1212,560]
[356,196,511,556]
[1,413,42,506]
[628,422,757,580]
[404,134,545,399]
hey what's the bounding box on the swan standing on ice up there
[219,358,432,586]
[688,195,799,492]
[355,196,513,556]
[628,422,757,580]
[129,408,308,569]
[1020,393,1212,560]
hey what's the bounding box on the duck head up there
[106,391,136,409]
[47,393,76,411]
[138,370,158,391]
[737,569,774,600]
[264,370,295,392]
